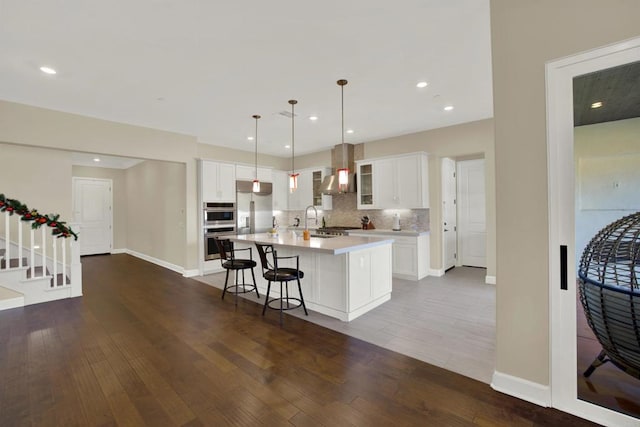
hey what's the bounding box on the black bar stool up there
[214,237,259,305]
[254,243,308,324]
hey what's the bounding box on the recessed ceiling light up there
[40,66,57,75]
[416,81,428,88]
[247,136,254,140]
[285,145,291,149]
[93,158,101,162]
[591,101,603,109]
[346,129,354,134]
[444,105,454,111]
[309,116,318,121]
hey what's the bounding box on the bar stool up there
[214,237,259,305]
[254,243,308,324]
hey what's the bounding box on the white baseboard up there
[491,371,551,407]
[124,249,184,275]
[429,268,445,277]
[485,275,496,285]
[183,269,199,278]
[111,248,127,254]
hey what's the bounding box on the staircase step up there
[0,258,28,269]
[51,273,71,287]
[26,266,49,279]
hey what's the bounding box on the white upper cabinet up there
[201,160,236,202]
[288,169,313,211]
[287,167,332,211]
[272,170,289,211]
[357,162,374,209]
[235,165,272,182]
[356,153,429,209]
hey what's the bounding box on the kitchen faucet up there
[304,205,318,230]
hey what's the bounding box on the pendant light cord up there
[341,82,345,168]
[291,101,295,173]
[337,79,348,171]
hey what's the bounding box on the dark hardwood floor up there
[0,254,598,426]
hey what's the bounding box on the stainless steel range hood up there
[321,143,357,194]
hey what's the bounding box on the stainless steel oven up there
[203,202,236,261]
[204,225,236,261]
[203,202,236,227]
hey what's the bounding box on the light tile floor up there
[195,266,495,384]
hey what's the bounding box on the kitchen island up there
[229,232,394,321]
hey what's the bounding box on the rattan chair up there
[578,212,640,379]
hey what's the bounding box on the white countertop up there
[345,228,430,237]
[229,232,394,255]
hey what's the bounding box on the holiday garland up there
[0,194,78,240]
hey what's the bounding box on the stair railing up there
[0,195,80,293]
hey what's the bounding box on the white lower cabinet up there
[392,239,418,278]
[348,232,430,281]
[348,244,392,311]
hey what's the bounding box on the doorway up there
[441,156,488,273]
[457,159,487,268]
[72,177,113,255]
[442,157,457,271]
[547,36,640,426]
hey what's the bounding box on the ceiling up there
[71,152,143,169]
[573,61,640,127]
[0,1,493,157]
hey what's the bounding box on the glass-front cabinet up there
[312,170,323,207]
[357,162,374,209]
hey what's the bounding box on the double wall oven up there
[203,202,236,261]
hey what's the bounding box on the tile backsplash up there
[274,193,429,231]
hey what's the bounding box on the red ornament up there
[49,222,57,227]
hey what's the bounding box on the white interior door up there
[457,159,486,268]
[547,37,640,426]
[73,177,112,255]
[442,157,457,271]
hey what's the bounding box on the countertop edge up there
[345,229,430,237]
[228,233,394,255]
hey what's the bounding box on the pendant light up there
[288,99,299,192]
[337,79,349,192]
[252,114,261,193]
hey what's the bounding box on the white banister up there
[52,236,57,287]
[1,205,81,304]
[4,213,9,269]
[18,219,23,267]
[30,227,35,278]
[41,227,46,278]
[62,238,67,286]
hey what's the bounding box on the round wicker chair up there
[578,212,640,379]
